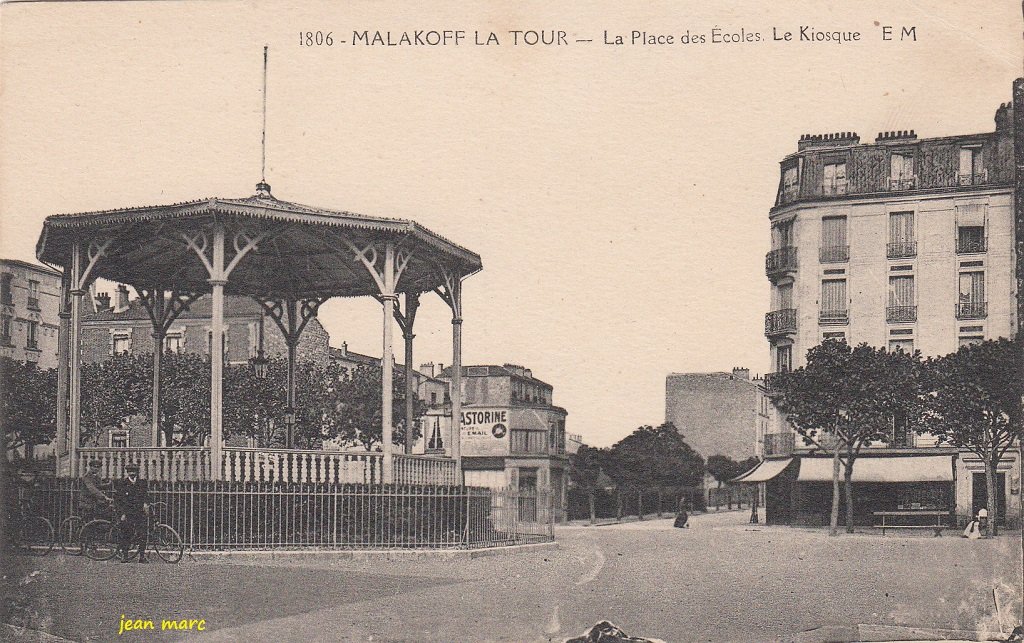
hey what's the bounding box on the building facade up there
[665,367,768,462]
[414,364,570,519]
[0,259,62,369]
[758,102,1020,528]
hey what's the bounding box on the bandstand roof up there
[36,188,482,298]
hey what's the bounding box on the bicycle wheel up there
[81,520,118,561]
[18,516,54,557]
[152,523,183,564]
[58,516,85,555]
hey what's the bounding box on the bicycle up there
[5,497,55,557]
[58,502,113,555]
[81,501,183,563]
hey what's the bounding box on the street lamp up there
[250,308,269,379]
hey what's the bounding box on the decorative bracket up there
[137,287,200,336]
[376,291,420,338]
[255,295,327,346]
[183,227,266,280]
[432,265,463,321]
[73,237,114,291]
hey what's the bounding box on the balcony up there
[819,245,849,263]
[956,301,987,320]
[762,372,786,397]
[887,241,917,259]
[820,180,848,197]
[765,246,798,278]
[886,305,917,323]
[764,309,797,337]
[888,177,917,191]
[956,237,987,254]
[26,297,40,311]
[819,309,849,325]
[958,171,988,186]
[763,432,795,457]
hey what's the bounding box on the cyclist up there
[112,464,150,563]
[81,460,113,523]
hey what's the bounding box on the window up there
[782,166,799,200]
[957,226,986,254]
[112,333,130,355]
[0,313,11,344]
[110,431,129,448]
[822,162,847,195]
[430,392,437,405]
[511,429,547,454]
[890,153,915,189]
[820,216,849,262]
[776,283,793,310]
[887,276,916,322]
[957,272,986,319]
[959,335,984,348]
[888,338,914,354]
[888,212,916,258]
[26,280,40,310]
[959,147,984,185]
[164,333,183,353]
[776,345,792,373]
[820,279,848,323]
[26,320,39,349]
[0,274,11,305]
[890,413,911,447]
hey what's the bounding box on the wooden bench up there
[873,510,949,536]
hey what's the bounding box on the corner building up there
[757,101,1020,528]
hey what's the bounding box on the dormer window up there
[889,153,915,190]
[782,166,799,201]
[822,162,847,196]
[958,147,985,185]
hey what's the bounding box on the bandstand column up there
[55,267,71,475]
[209,225,226,480]
[68,244,84,477]
[381,242,396,483]
[450,278,463,485]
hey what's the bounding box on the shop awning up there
[731,458,793,483]
[796,455,954,483]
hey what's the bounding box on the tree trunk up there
[615,490,623,522]
[750,488,759,524]
[830,445,841,536]
[656,488,662,518]
[588,491,596,526]
[637,490,644,521]
[986,458,999,537]
[844,456,855,534]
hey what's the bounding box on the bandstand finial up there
[258,44,270,196]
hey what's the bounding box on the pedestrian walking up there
[113,464,150,563]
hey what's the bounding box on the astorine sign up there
[461,408,509,456]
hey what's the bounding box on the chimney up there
[798,131,860,151]
[732,367,750,380]
[340,341,348,356]
[995,101,1013,132]
[114,285,130,313]
[524,368,533,379]
[95,292,111,312]
[874,130,918,144]
[420,361,435,378]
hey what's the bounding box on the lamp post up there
[250,309,270,380]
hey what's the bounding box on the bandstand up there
[36,182,481,485]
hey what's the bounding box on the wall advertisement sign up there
[461,408,509,456]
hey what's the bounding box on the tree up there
[568,444,605,525]
[773,340,925,535]
[0,358,57,456]
[920,338,1023,536]
[605,422,705,519]
[333,364,425,451]
[706,455,740,488]
[80,353,151,443]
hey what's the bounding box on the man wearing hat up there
[81,460,113,523]
[113,464,150,563]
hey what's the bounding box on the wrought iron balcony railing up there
[819,309,849,324]
[764,308,797,337]
[886,305,917,323]
[888,177,917,191]
[886,241,917,258]
[765,246,798,277]
[780,185,800,204]
[819,245,849,263]
[956,237,987,254]
[26,297,40,311]
[820,181,848,196]
[762,372,786,397]
[956,301,987,320]
[958,171,988,186]
[763,432,795,457]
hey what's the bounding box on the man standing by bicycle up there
[113,464,150,563]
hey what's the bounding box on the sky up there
[1,1,1020,447]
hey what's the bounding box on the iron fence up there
[11,478,553,551]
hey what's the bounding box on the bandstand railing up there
[76,447,455,486]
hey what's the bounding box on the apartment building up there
[0,259,63,369]
[753,101,1020,527]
